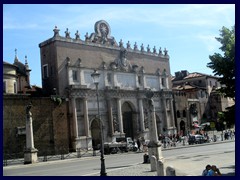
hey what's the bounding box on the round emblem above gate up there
[94,20,111,38]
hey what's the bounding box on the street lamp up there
[91,69,107,176]
[223,121,226,141]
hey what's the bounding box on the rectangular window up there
[73,70,78,81]
[14,82,17,93]
[161,78,165,87]
[209,80,212,87]
[107,73,112,84]
[3,81,6,93]
[43,64,48,79]
[138,76,142,85]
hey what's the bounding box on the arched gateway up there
[122,102,137,140]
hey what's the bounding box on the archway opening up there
[180,120,186,136]
[122,102,134,140]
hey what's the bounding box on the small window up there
[73,70,78,81]
[138,76,142,85]
[43,64,48,79]
[183,110,186,117]
[107,73,112,84]
[3,81,6,93]
[209,80,212,87]
[161,78,165,87]
[14,82,17,93]
[177,110,181,118]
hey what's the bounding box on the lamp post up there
[223,121,226,141]
[91,69,107,176]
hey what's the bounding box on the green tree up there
[207,25,235,126]
[207,25,235,98]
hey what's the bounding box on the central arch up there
[122,102,135,140]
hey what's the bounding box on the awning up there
[193,123,200,128]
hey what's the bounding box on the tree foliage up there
[207,25,235,99]
[207,25,235,126]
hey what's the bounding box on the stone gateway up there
[39,20,176,150]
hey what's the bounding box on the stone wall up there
[3,95,69,157]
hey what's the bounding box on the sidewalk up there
[93,140,235,176]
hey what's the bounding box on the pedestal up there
[24,148,38,164]
[76,136,93,150]
[148,141,164,171]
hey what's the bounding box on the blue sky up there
[3,4,235,87]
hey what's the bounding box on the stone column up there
[83,98,90,137]
[162,97,169,128]
[170,99,175,128]
[24,103,38,164]
[138,98,145,132]
[166,77,169,89]
[145,90,164,172]
[107,98,114,135]
[159,76,162,89]
[117,98,124,133]
[71,97,79,138]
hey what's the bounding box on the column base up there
[24,148,38,164]
[148,141,164,162]
[76,136,93,150]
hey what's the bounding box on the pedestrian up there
[137,138,141,152]
[207,165,222,176]
[202,164,211,176]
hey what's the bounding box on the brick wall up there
[3,95,69,157]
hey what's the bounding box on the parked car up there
[194,135,206,144]
[188,135,196,145]
[188,134,207,145]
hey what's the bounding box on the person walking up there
[137,138,141,152]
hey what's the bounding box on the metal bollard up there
[43,155,47,162]
[77,148,81,158]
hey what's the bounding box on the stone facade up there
[3,61,18,94]
[172,70,235,135]
[39,20,175,150]
[3,49,34,95]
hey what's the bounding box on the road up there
[3,141,235,176]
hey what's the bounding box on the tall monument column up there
[145,90,164,171]
[138,98,145,132]
[24,102,38,164]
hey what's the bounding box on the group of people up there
[224,129,235,140]
[202,164,222,176]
